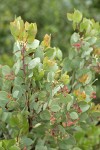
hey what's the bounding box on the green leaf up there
[85,85,93,95]
[80,18,92,33]
[45,48,56,59]
[63,58,72,72]
[10,17,23,39]
[70,32,80,44]
[81,47,93,58]
[9,145,20,150]
[47,71,55,82]
[59,136,76,149]
[12,85,25,98]
[73,9,82,23]
[79,102,90,112]
[79,113,88,121]
[43,102,48,110]
[81,41,90,51]
[71,57,81,69]
[66,136,76,145]
[50,104,61,112]
[2,79,12,92]
[87,37,97,45]
[35,145,47,150]
[14,76,24,85]
[58,93,72,104]
[70,112,78,120]
[85,71,93,85]
[58,125,66,134]
[34,123,42,128]
[13,41,21,58]
[2,139,16,149]
[27,39,40,49]
[13,90,19,98]
[72,22,77,30]
[52,84,63,96]
[27,23,37,43]
[7,101,19,111]
[40,110,50,120]
[32,102,40,111]
[56,48,62,60]
[1,112,10,122]
[14,59,21,75]
[35,46,44,61]
[21,137,33,146]
[28,57,40,69]
[2,65,11,76]
[43,57,58,72]
[67,96,73,111]
[60,72,69,84]
[38,91,47,101]
[0,91,9,108]
[67,13,73,21]
[66,94,73,102]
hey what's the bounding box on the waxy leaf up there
[50,104,61,112]
[0,91,9,108]
[28,57,40,69]
[70,112,78,120]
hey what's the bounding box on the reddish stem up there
[21,43,26,76]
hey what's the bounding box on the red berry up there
[90,91,96,99]
[73,43,81,49]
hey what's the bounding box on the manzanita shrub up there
[0,9,100,150]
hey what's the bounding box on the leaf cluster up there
[0,10,100,150]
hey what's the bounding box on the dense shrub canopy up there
[0,0,100,102]
[0,10,100,150]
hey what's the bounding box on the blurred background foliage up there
[0,0,100,54]
[74,125,100,150]
[0,0,100,149]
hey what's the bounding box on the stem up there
[21,43,32,131]
[21,43,26,76]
